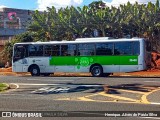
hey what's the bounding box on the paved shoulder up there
[147,89,160,105]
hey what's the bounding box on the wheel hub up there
[33,69,37,74]
[94,68,100,75]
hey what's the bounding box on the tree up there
[57,6,79,40]
[26,0,160,51]
[89,0,106,10]
[28,10,54,41]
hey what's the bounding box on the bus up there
[12,37,151,77]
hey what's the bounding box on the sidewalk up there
[114,71,160,77]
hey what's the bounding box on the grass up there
[0,83,8,92]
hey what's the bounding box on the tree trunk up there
[100,26,105,37]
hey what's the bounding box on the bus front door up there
[13,45,28,72]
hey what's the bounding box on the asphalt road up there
[0,75,160,120]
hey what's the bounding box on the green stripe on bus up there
[49,56,138,66]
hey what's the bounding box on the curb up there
[1,72,160,77]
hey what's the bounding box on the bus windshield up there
[13,45,28,61]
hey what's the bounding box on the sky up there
[0,0,157,11]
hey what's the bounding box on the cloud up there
[0,5,7,8]
[103,0,156,7]
[37,0,83,11]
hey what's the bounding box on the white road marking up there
[145,81,160,83]
[27,79,74,82]
[151,103,160,105]
[0,94,24,96]
[17,83,60,86]
[140,117,160,119]
[15,83,102,87]
[30,84,102,94]
[31,86,71,93]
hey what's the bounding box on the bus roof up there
[75,37,113,41]
[14,37,144,45]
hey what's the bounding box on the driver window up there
[14,45,26,59]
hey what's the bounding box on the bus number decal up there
[129,59,138,62]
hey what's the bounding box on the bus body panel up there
[75,66,90,72]
[119,65,139,72]
[55,66,75,72]
[50,55,139,73]
[50,56,138,72]
[12,59,24,72]
[12,38,151,76]
[12,55,143,73]
[49,56,138,66]
[27,57,54,73]
[102,65,119,73]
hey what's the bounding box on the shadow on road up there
[31,83,160,95]
[19,75,160,78]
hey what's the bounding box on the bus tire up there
[91,65,103,77]
[30,66,40,76]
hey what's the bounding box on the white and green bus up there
[12,37,151,77]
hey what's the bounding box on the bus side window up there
[52,45,60,56]
[96,43,113,55]
[29,45,36,56]
[61,44,76,56]
[37,45,43,56]
[90,51,94,55]
[61,45,68,56]
[78,52,80,56]
[44,45,52,56]
[133,42,140,55]
[29,45,43,56]
[114,42,132,55]
[114,49,120,55]
[78,43,95,56]
[74,50,77,56]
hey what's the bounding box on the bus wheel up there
[91,65,103,77]
[30,66,40,76]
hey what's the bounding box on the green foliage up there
[0,83,8,92]
[3,0,160,63]
[6,0,160,56]
[26,0,160,51]
[14,32,34,42]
